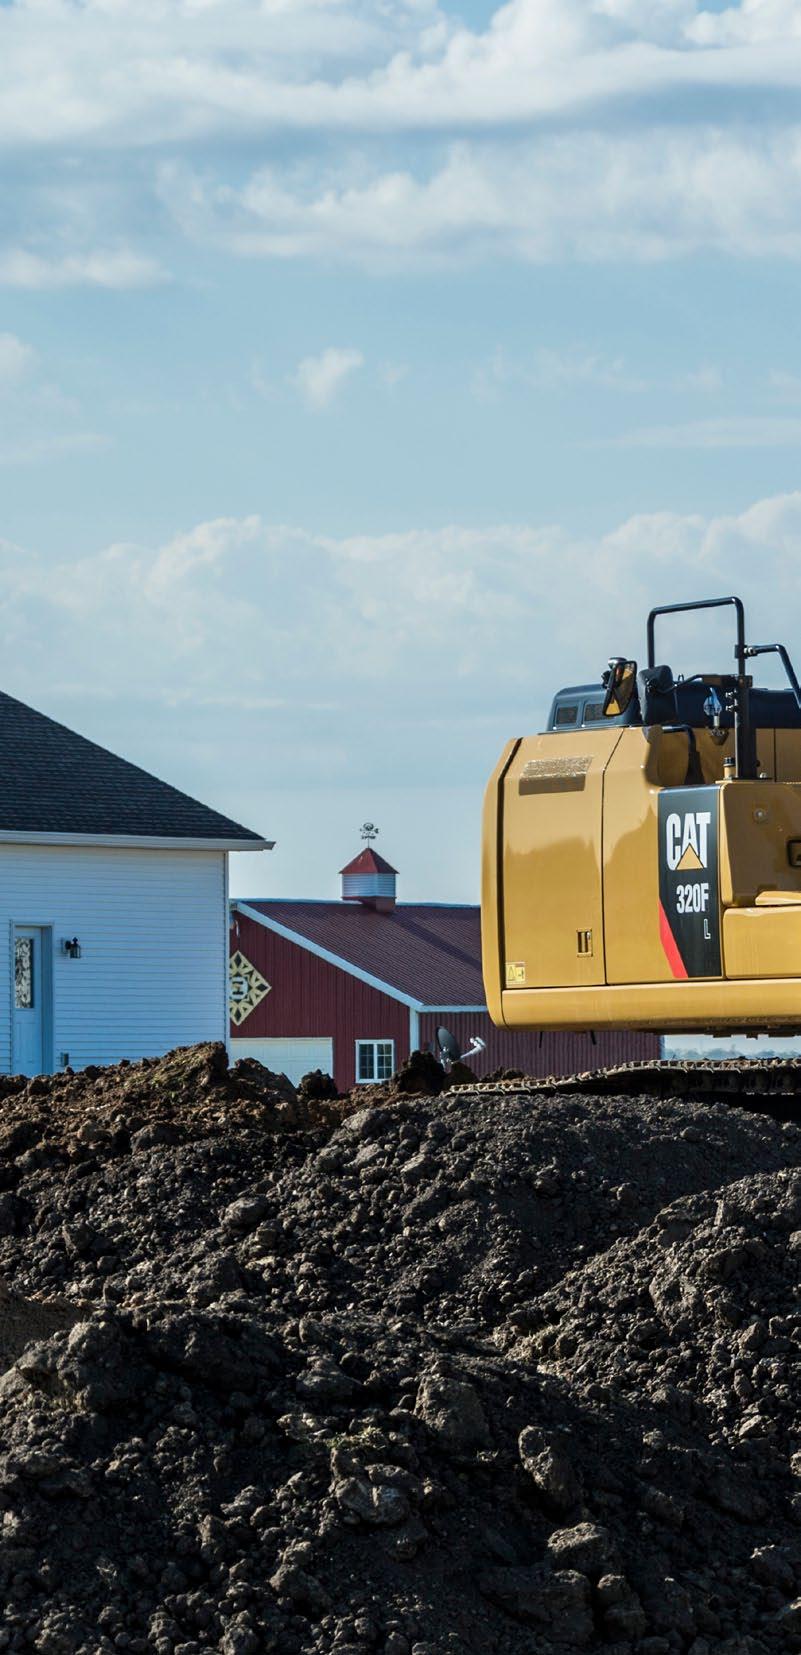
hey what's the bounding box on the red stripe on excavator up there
[659,901,688,980]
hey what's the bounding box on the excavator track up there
[452,1057,801,1109]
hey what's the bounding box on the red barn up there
[228,847,660,1090]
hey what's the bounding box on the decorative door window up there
[14,938,33,1009]
[355,1039,394,1083]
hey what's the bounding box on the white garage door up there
[230,1037,334,1086]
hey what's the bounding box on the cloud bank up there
[6,492,801,809]
[0,0,799,145]
[3,0,801,276]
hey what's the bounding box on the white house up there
[0,691,269,1076]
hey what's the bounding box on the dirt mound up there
[0,1045,798,1651]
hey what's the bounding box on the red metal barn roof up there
[237,901,485,1007]
[339,848,398,878]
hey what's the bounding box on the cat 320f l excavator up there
[480,597,801,1099]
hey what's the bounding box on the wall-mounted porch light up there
[62,937,81,959]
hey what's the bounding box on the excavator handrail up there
[745,642,801,712]
[646,595,754,777]
[646,594,746,672]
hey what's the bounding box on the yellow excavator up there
[482,596,801,1043]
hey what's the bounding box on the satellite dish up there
[437,1027,462,1065]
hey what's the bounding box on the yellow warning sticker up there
[506,961,526,986]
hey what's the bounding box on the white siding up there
[0,843,227,1074]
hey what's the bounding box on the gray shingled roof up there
[0,691,265,843]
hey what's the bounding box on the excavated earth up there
[0,1045,798,1652]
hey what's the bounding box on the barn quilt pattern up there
[229,950,271,1026]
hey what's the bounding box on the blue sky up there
[2,0,801,901]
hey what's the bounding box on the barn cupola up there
[340,836,398,913]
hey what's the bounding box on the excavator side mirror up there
[601,658,637,718]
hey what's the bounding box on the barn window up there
[356,1039,395,1084]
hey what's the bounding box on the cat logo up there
[665,809,712,872]
[658,789,721,979]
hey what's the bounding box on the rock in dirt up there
[414,1373,489,1450]
[545,1520,614,1576]
[518,1425,581,1513]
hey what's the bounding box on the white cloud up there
[0,1,801,273]
[0,333,104,465]
[475,347,725,399]
[0,334,36,386]
[0,1,799,148]
[595,0,698,38]
[249,358,275,400]
[613,415,801,447]
[0,431,107,467]
[291,346,364,408]
[0,0,448,149]
[5,490,801,804]
[481,346,649,393]
[161,125,801,268]
[688,0,801,44]
[678,365,723,394]
[0,248,164,290]
[767,369,801,400]
[0,0,794,150]
[380,361,409,389]
[4,489,801,890]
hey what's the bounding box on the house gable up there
[0,691,268,848]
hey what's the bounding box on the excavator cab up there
[482,595,801,1036]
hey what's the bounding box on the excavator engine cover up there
[481,595,801,1036]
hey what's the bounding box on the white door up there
[230,1037,334,1086]
[13,928,48,1077]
